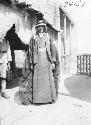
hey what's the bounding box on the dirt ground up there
[1,74,91,125]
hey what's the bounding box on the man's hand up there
[52,63,55,69]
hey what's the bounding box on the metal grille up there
[77,55,91,75]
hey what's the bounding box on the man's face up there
[38,25,44,33]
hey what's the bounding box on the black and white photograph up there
[0,0,91,125]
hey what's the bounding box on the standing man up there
[0,33,12,99]
[28,20,58,104]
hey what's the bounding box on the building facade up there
[0,0,75,78]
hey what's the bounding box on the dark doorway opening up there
[5,24,29,84]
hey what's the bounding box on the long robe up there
[29,33,57,103]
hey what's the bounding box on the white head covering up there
[36,20,46,27]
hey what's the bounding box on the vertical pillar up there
[69,22,72,72]
[58,31,62,83]
[70,23,72,57]
[58,31,61,71]
[64,14,66,55]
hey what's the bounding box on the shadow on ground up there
[14,91,22,105]
[62,74,91,103]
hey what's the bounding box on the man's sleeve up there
[50,38,57,64]
[46,35,53,64]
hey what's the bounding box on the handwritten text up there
[64,1,85,7]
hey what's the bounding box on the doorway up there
[5,24,29,80]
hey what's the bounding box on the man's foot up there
[1,92,10,99]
